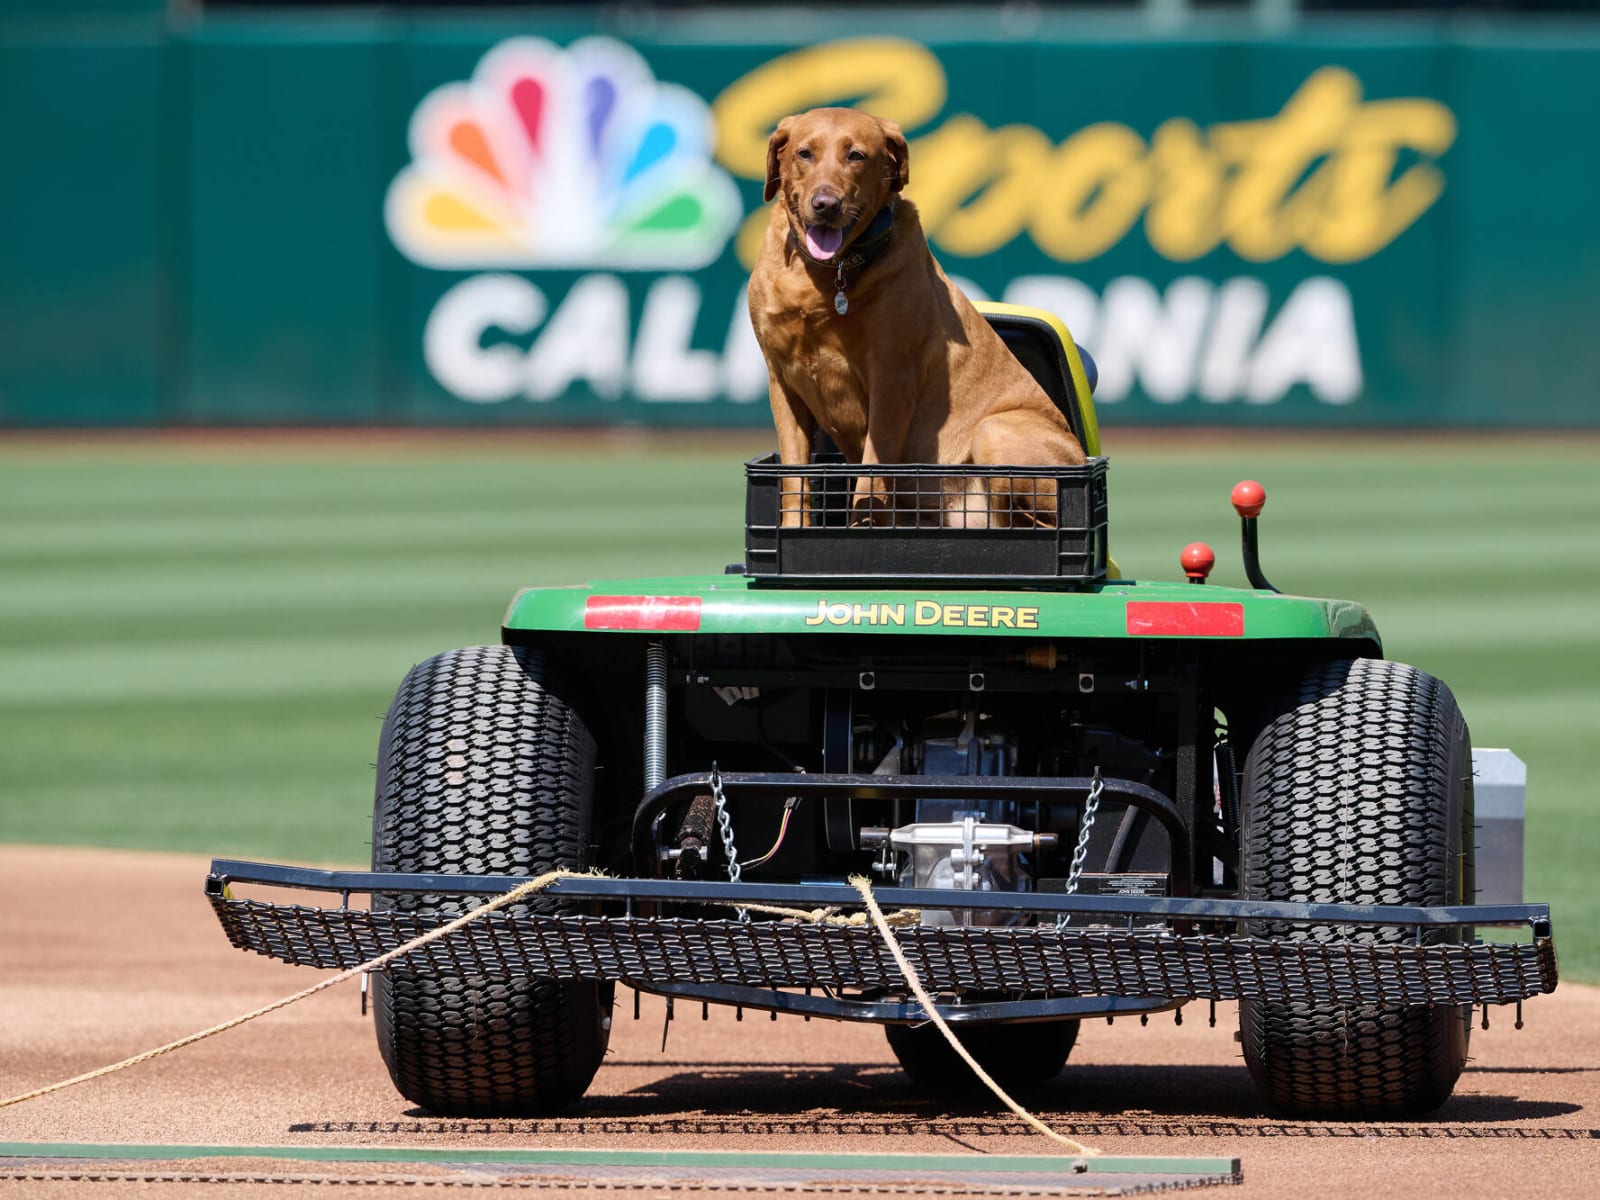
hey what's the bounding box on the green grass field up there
[3,433,1597,980]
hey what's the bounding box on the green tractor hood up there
[504,576,1380,647]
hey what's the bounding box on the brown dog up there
[747,107,1085,527]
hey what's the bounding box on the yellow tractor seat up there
[975,301,1102,458]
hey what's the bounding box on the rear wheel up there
[370,645,612,1115]
[1238,658,1474,1117]
[885,1018,1079,1091]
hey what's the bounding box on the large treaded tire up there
[370,645,612,1116]
[1239,658,1474,1117]
[885,1019,1079,1091]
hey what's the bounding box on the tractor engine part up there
[860,815,1056,926]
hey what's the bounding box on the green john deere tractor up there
[208,303,1556,1120]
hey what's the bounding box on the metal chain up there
[1056,771,1104,929]
[709,764,749,922]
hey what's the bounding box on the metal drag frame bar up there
[207,858,1552,932]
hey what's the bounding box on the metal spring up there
[643,641,668,794]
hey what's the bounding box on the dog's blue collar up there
[857,203,895,246]
[837,202,896,271]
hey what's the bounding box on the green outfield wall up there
[3,7,1598,428]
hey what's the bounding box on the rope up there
[724,900,923,927]
[848,875,1101,1160]
[5,867,1097,1162]
[0,868,579,1112]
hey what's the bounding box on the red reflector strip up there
[1125,601,1245,637]
[584,595,703,631]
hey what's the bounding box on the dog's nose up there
[810,191,842,221]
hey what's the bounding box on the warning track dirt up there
[1,845,1595,1198]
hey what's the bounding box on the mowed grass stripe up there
[0,633,460,705]
[0,693,385,855]
[0,511,740,567]
[1358,595,1600,649]
[0,536,740,622]
[1,599,528,650]
[2,456,748,519]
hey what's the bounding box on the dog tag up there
[834,290,848,315]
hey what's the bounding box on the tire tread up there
[1238,658,1472,1117]
[370,645,610,1116]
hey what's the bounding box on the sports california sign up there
[387,37,1456,416]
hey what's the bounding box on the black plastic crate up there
[744,454,1109,585]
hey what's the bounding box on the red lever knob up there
[1181,542,1216,583]
[1231,479,1266,519]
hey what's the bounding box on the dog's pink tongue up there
[805,224,844,261]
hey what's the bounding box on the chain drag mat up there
[211,897,1555,1007]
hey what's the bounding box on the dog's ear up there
[764,116,795,203]
[878,118,909,193]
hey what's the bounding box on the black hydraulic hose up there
[1105,759,1163,871]
[1104,806,1149,874]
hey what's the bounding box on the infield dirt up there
[1,844,1594,1198]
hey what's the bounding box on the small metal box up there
[1472,748,1525,905]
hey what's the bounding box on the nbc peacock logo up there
[386,37,743,270]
